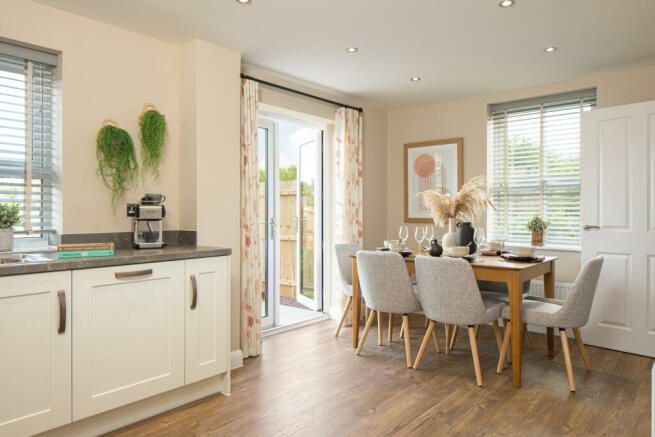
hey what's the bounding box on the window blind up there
[0,52,57,237]
[487,89,597,248]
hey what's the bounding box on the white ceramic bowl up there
[449,246,470,257]
[389,242,405,252]
[514,246,535,257]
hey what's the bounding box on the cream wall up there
[1,0,181,234]
[387,63,655,282]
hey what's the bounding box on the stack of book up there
[57,243,116,259]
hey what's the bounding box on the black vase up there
[429,239,443,257]
[456,222,477,254]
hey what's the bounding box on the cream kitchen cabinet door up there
[0,271,71,437]
[72,261,185,420]
[184,257,230,384]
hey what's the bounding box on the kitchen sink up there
[0,252,58,265]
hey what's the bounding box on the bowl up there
[448,246,470,257]
[514,246,535,257]
[389,242,405,252]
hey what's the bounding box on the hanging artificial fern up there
[139,103,166,178]
[96,119,138,208]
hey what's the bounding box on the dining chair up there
[477,280,535,350]
[333,243,362,336]
[497,256,604,391]
[354,251,422,367]
[413,256,504,386]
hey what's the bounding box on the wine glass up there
[474,227,486,251]
[398,225,408,245]
[414,226,425,254]
[425,225,435,243]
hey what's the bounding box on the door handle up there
[583,225,600,231]
[190,274,198,309]
[57,290,66,334]
[115,269,153,279]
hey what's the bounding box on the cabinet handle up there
[57,290,66,334]
[190,274,198,310]
[114,269,153,279]
[583,225,600,231]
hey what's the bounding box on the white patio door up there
[580,100,655,357]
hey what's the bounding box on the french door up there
[258,117,324,330]
[580,100,655,357]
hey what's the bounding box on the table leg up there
[508,271,523,388]
[352,257,361,349]
[544,261,555,357]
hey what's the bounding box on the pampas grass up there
[419,175,495,227]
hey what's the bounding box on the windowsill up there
[505,243,581,253]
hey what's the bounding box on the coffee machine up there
[127,194,166,249]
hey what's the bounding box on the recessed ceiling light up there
[544,46,557,53]
[410,76,421,82]
[236,0,251,4]
[346,47,358,53]
[498,0,515,7]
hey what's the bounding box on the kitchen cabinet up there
[72,261,185,420]
[0,272,71,437]
[184,256,230,384]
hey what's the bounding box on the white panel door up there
[581,100,655,357]
[185,257,230,384]
[73,261,185,420]
[0,272,71,437]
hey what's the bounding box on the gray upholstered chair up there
[478,280,535,351]
[333,243,361,336]
[355,251,422,367]
[413,256,504,386]
[497,256,604,391]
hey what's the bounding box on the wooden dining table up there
[350,253,557,388]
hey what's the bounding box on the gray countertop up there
[0,245,231,276]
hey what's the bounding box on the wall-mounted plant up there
[96,118,138,208]
[138,103,166,178]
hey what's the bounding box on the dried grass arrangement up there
[419,175,495,227]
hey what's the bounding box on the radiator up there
[527,280,573,301]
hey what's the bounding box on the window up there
[0,43,59,245]
[487,89,596,249]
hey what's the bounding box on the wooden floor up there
[108,316,652,436]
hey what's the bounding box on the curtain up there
[333,108,363,317]
[240,78,262,357]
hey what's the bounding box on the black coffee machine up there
[127,194,166,249]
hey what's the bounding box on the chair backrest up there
[334,243,361,286]
[557,256,604,328]
[415,256,489,326]
[355,251,420,314]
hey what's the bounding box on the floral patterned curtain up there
[240,78,262,357]
[334,108,363,315]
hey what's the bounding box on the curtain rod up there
[241,73,363,113]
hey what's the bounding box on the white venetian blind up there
[0,49,58,237]
[487,89,597,248]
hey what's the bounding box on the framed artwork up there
[404,138,463,223]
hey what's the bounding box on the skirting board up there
[230,349,244,370]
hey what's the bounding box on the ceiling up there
[33,0,655,109]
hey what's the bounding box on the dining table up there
[350,252,557,389]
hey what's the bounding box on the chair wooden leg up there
[449,325,459,350]
[377,311,383,346]
[497,320,511,373]
[502,318,511,364]
[445,324,452,355]
[468,326,483,387]
[432,324,441,353]
[525,329,535,350]
[492,320,503,354]
[365,306,370,322]
[560,328,576,392]
[334,296,352,337]
[355,310,376,355]
[413,320,435,369]
[474,325,480,339]
[399,321,404,339]
[402,315,412,368]
[572,328,591,371]
[388,313,394,343]
[424,316,429,328]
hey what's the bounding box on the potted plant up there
[0,203,22,252]
[527,216,550,246]
[419,176,495,249]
